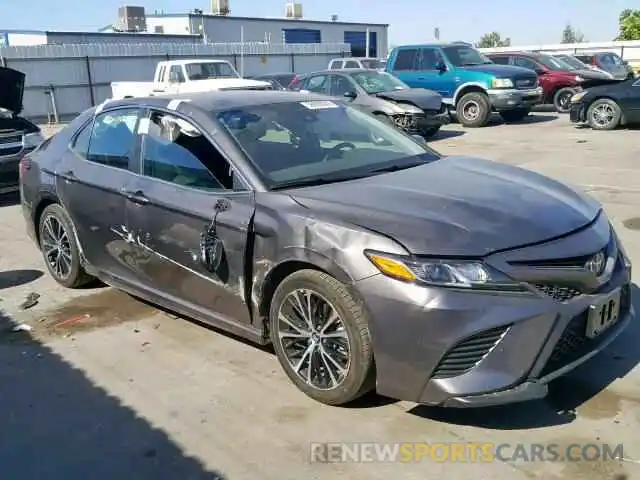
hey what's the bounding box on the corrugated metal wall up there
[0,41,351,121]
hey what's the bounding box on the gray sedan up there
[298,69,450,138]
[20,91,633,408]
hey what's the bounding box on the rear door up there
[125,108,256,327]
[56,107,142,281]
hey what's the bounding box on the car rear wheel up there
[38,203,93,288]
[270,269,375,405]
[586,99,622,131]
[456,92,491,127]
[553,87,576,113]
[499,108,531,123]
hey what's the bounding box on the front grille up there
[0,134,21,145]
[539,283,631,377]
[431,325,510,379]
[391,113,422,134]
[534,284,583,302]
[509,239,613,269]
[0,146,22,157]
[514,76,538,89]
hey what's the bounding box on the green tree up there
[616,9,640,40]
[561,23,585,43]
[476,32,511,48]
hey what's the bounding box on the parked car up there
[21,90,633,408]
[328,57,386,70]
[0,66,44,195]
[247,72,297,90]
[569,77,640,130]
[110,59,272,100]
[574,53,635,80]
[553,54,613,78]
[386,42,543,127]
[298,69,449,137]
[486,52,617,113]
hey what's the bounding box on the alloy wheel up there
[590,103,616,128]
[41,214,73,280]
[277,288,351,390]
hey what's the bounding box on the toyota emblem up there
[585,251,606,275]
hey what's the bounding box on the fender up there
[268,246,354,285]
[451,82,489,105]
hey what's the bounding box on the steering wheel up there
[324,141,356,161]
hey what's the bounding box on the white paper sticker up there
[299,100,339,110]
[167,98,191,110]
[137,117,150,135]
[94,98,111,115]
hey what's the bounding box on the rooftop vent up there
[211,0,230,16]
[118,5,147,32]
[285,3,303,19]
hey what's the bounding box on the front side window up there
[442,46,492,67]
[140,111,236,191]
[215,100,440,190]
[350,71,408,94]
[185,62,239,80]
[304,75,331,94]
[513,56,539,71]
[85,108,139,170]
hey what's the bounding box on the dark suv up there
[487,52,616,113]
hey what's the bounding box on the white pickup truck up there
[110,59,272,100]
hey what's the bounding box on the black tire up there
[455,92,491,127]
[553,87,576,113]
[38,203,93,288]
[586,98,622,131]
[499,108,531,123]
[421,125,441,138]
[270,269,375,406]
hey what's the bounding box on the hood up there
[196,78,272,90]
[460,63,535,77]
[0,66,25,115]
[289,156,600,256]
[375,88,442,111]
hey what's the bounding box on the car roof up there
[255,72,296,77]
[103,90,333,112]
[489,51,542,58]
[394,42,471,49]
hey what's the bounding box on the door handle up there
[121,188,150,205]
[58,169,76,181]
[417,77,426,80]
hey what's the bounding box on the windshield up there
[350,71,408,94]
[555,55,585,70]
[215,100,439,190]
[442,46,493,66]
[185,62,239,80]
[537,54,573,71]
[360,58,386,69]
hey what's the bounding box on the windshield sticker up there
[137,117,150,135]
[300,100,339,110]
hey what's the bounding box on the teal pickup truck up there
[385,42,544,127]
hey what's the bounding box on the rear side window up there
[393,49,419,71]
[169,65,185,83]
[71,122,92,157]
[513,56,538,71]
[329,60,342,69]
[86,109,140,170]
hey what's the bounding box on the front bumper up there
[488,87,543,111]
[392,109,450,135]
[569,102,587,123]
[355,216,634,408]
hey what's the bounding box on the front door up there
[56,107,142,282]
[126,108,255,326]
[417,47,455,99]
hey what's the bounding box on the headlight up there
[491,78,514,88]
[570,91,587,103]
[22,132,44,150]
[364,250,526,291]
[402,104,423,114]
[575,75,585,82]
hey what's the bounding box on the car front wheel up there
[38,203,93,288]
[456,92,491,127]
[270,269,375,405]
[586,98,622,131]
[553,87,576,113]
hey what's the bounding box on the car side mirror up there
[343,91,357,99]
[435,62,447,72]
[411,134,427,146]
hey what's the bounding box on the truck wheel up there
[586,99,622,131]
[456,92,491,127]
[500,108,530,123]
[553,87,576,113]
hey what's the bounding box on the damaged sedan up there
[298,69,449,138]
[21,91,633,408]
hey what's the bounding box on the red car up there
[486,51,615,113]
